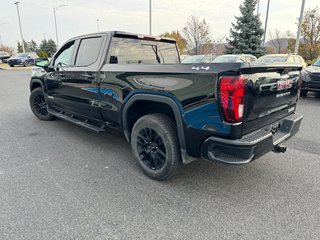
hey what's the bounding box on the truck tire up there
[29,87,55,121]
[131,113,181,181]
[9,65,14,67]
[300,90,308,97]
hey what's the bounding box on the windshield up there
[256,55,287,63]
[182,55,205,64]
[313,58,320,67]
[213,55,239,63]
[14,53,28,58]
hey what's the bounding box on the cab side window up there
[75,37,102,66]
[288,56,295,63]
[54,41,75,66]
[294,56,302,64]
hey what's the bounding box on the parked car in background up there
[0,51,11,63]
[7,52,40,67]
[212,54,257,63]
[256,54,307,68]
[182,54,216,64]
[300,58,320,97]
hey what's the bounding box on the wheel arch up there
[30,79,43,92]
[122,93,196,164]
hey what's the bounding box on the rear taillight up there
[219,75,246,123]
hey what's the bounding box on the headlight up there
[301,70,311,82]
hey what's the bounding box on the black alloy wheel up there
[131,113,181,181]
[137,127,167,171]
[29,87,55,121]
[33,93,48,116]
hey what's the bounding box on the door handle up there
[51,72,66,80]
[81,73,95,81]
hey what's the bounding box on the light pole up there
[53,4,68,48]
[263,0,271,46]
[97,19,100,32]
[149,0,152,35]
[295,0,306,54]
[14,2,25,53]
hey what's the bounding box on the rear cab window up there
[108,37,179,64]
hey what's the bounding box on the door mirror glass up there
[35,59,49,67]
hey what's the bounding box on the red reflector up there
[219,75,246,123]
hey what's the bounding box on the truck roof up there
[67,31,176,44]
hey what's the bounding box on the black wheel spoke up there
[136,127,166,171]
[33,93,48,116]
[157,148,166,159]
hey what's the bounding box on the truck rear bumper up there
[201,113,303,164]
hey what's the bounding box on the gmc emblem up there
[277,80,293,91]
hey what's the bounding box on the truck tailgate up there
[240,65,302,135]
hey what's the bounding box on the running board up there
[48,110,106,133]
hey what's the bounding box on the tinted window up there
[256,56,287,63]
[16,53,28,58]
[294,56,302,64]
[54,41,75,66]
[313,59,320,67]
[75,37,102,66]
[108,38,179,64]
[247,56,256,63]
[288,56,295,63]
[213,55,239,63]
[182,55,205,63]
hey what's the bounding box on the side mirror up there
[35,59,49,67]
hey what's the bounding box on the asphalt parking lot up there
[0,70,320,240]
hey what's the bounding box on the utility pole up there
[149,0,152,35]
[257,0,260,15]
[97,19,100,32]
[263,0,271,46]
[14,2,25,53]
[295,0,306,54]
[53,4,68,48]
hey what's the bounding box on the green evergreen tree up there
[46,39,57,57]
[17,41,23,53]
[28,40,38,52]
[225,0,266,56]
[39,38,57,57]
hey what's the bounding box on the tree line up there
[162,0,320,61]
[16,39,57,59]
[1,0,319,61]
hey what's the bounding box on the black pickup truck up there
[29,31,303,180]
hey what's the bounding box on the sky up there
[0,0,319,49]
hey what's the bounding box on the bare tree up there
[301,7,320,60]
[268,29,287,53]
[211,37,226,55]
[182,16,212,55]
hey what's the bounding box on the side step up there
[48,110,106,133]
